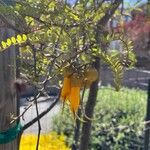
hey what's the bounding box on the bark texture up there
[0,26,17,149]
[79,57,100,150]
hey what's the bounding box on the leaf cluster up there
[0,0,136,90]
[0,34,27,51]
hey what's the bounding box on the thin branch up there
[32,43,41,150]
[97,0,123,27]
[21,93,60,132]
[10,93,41,124]
[35,96,41,150]
[95,0,105,10]
[72,83,86,150]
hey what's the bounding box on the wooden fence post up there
[144,79,150,150]
[0,1,17,150]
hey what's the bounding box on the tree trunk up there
[79,57,100,150]
[0,27,17,149]
[79,1,123,149]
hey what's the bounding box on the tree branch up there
[20,93,60,132]
[97,0,123,27]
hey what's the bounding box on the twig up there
[72,81,87,150]
[17,95,60,147]
[97,0,123,27]
[20,92,60,132]
[34,95,41,150]
[10,93,41,124]
[32,43,41,150]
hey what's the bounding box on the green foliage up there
[0,1,142,149]
[0,0,135,89]
[96,33,136,90]
[0,34,27,51]
[52,87,147,149]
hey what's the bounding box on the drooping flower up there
[60,77,71,101]
[69,86,80,113]
[60,66,98,118]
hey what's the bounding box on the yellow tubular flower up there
[69,86,80,113]
[85,68,98,82]
[60,77,71,101]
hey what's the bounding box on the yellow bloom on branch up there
[69,86,80,113]
[60,66,98,116]
[60,77,71,102]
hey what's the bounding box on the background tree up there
[114,3,150,69]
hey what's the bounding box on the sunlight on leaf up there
[1,41,7,49]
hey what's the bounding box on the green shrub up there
[52,87,147,150]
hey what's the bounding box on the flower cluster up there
[60,66,98,115]
[20,132,70,150]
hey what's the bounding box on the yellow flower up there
[69,86,80,113]
[60,77,71,102]
[20,132,70,150]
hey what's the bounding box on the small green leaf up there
[1,41,7,49]
[22,34,27,41]
[92,48,98,52]
[11,37,16,44]
[17,35,22,43]
[6,38,12,46]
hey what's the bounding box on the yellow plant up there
[60,77,71,102]
[69,86,80,113]
[20,132,70,150]
[60,66,98,116]
[0,34,27,51]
